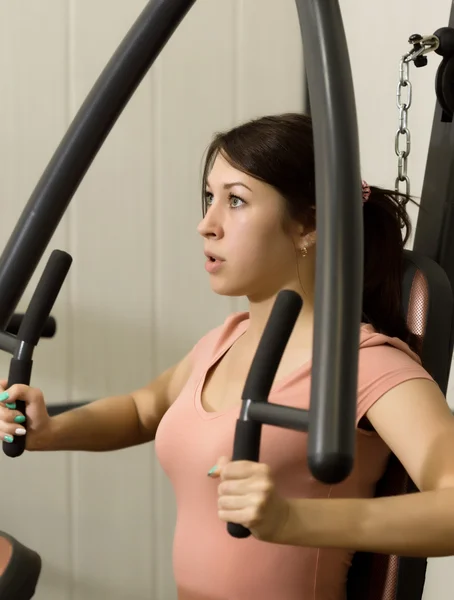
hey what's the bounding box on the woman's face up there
[198,153,309,302]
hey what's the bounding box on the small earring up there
[300,246,308,258]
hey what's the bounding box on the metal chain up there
[394,35,439,203]
[395,57,412,201]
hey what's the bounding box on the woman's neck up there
[244,289,315,349]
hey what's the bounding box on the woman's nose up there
[197,206,223,239]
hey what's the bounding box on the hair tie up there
[362,180,371,203]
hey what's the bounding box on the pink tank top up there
[155,313,433,600]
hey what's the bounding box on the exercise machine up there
[1,0,454,598]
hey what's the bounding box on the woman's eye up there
[230,195,244,208]
[204,192,214,206]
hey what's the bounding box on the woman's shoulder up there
[358,323,434,389]
[359,323,422,366]
[356,324,434,426]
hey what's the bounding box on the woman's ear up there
[290,220,316,252]
[302,230,317,249]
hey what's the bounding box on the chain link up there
[394,35,439,203]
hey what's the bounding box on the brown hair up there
[202,113,420,355]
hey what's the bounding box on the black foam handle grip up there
[227,419,262,538]
[2,358,33,457]
[242,290,303,401]
[2,249,72,458]
[228,290,303,539]
[17,250,72,346]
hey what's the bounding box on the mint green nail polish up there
[4,435,13,443]
[207,465,217,477]
[0,391,9,402]
[14,416,25,424]
[5,403,16,410]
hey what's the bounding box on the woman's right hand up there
[0,380,52,451]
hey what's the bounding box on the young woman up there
[1,113,454,600]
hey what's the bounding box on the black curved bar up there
[0,0,196,330]
[5,314,56,339]
[295,0,363,483]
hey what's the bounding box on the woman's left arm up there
[214,378,454,556]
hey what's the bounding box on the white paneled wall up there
[0,0,453,599]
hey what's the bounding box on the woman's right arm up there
[0,352,193,452]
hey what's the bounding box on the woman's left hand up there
[208,456,292,543]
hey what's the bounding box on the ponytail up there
[362,187,421,355]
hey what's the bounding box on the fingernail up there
[0,391,10,402]
[207,465,217,477]
[14,416,25,424]
[3,435,13,443]
[5,403,15,410]
[15,428,26,436]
